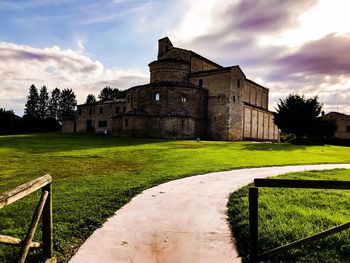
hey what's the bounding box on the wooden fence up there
[249,178,350,263]
[0,174,55,263]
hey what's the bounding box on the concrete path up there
[70,164,350,263]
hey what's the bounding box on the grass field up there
[0,133,349,262]
[228,169,350,263]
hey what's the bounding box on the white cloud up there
[0,42,148,115]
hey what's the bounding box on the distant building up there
[324,112,350,139]
[63,37,279,141]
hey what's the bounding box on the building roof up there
[245,79,269,91]
[78,99,126,107]
[127,81,208,92]
[189,66,246,78]
[325,111,350,118]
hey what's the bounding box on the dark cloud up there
[275,33,350,76]
[232,0,318,33]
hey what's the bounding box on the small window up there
[89,108,92,115]
[99,107,103,114]
[123,106,126,112]
[237,79,241,88]
[181,120,185,128]
[165,46,169,52]
[98,121,107,128]
[347,126,350,132]
[218,96,222,102]
[155,93,160,101]
[232,96,236,103]
[78,108,82,115]
[116,106,120,113]
[181,94,187,102]
[125,118,129,127]
[199,79,203,87]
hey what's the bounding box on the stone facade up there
[324,112,350,139]
[65,37,279,141]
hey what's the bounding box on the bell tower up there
[158,37,173,59]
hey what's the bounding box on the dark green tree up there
[38,85,49,119]
[85,94,97,104]
[59,89,77,120]
[0,108,21,134]
[274,94,323,138]
[24,84,39,118]
[98,86,114,102]
[48,88,61,120]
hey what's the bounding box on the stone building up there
[64,37,279,141]
[324,112,350,139]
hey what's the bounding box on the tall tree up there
[59,89,77,120]
[24,84,39,118]
[98,86,114,102]
[274,94,323,138]
[48,88,61,120]
[38,85,49,119]
[85,94,97,104]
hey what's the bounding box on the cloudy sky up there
[1,0,350,115]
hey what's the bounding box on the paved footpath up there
[70,164,350,263]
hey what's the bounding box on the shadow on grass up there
[0,132,173,154]
[239,142,309,151]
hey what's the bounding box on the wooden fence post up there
[249,187,259,263]
[42,183,53,260]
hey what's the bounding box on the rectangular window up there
[89,108,92,115]
[78,108,82,115]
[99,107,103,114]
[123,106,126,112]
[116,107,120,113]
[198,79,203,87]
[347,125,350,132]
[125,118,129,127]
[98,121,107,128]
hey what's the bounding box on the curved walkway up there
[70,164,350,263]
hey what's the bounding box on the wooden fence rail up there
[249,178,350,263]
[0,174,55,263]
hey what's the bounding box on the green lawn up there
[0,133,349,262]
[228,169,350,263]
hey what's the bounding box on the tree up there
[48,88,61,120]
[0,108,21,134]
[24,84,39,118]
[59,89,77,120]
[274,94,323,138]
[38,85,49,119]
[98,86,114,102]
[85,94,97,104]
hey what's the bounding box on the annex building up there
[63,37,279,141]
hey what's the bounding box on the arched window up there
[155,93,160,101]
[181,94,187,102]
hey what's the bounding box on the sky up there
[1,0,350,116]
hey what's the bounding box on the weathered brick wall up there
[76,102,125,133]
[190,71,231,140]
[243,105,279,141]
[190,56,220,73]
[326,113,350,139]
[149,60,190,83]
[160,48,191,62]
[243,80,268,110]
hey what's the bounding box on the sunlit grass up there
[228,169,350,263]
[0,133,349,262]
